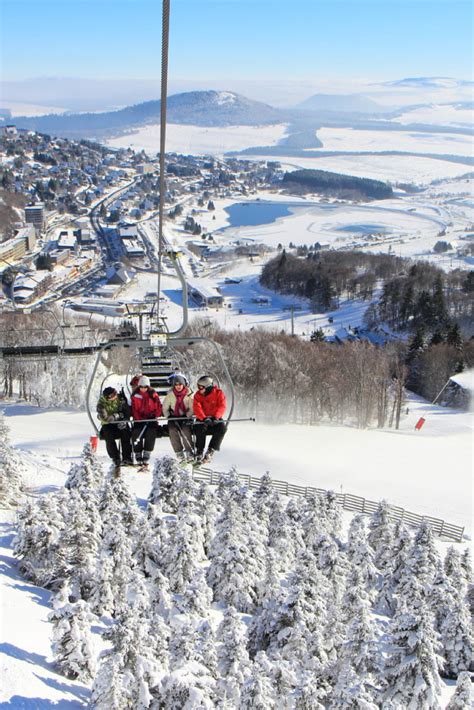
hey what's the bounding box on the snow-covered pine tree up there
[428,561,457,632]
[99,504,135,616]
[407,519,441,588]
[163,511,203,595]
[49,581,96,680]
[195,619,218,681]
[329,659,378,709]
[341,593,381,700]
[390,519,413,588]
[444,545,468,601]
[445,671,473,709]
[251,471,275,537]
[316,533,347,605]
[65,442,104,491]
[319,489,343,538]
[177,566,213,618]
[89,551,115,617]
[216,605,251,706]
[142,501,167,579]
[158,620,216,708]
[94,605,163,710]
[382,595,444,709]
[240,651,276,709]
[149,455,182,511]
[207,493,258,612]
[14,492,68,588]
[194,480,219,556]
[267,658,297,709]
[65,487,102,602]
[293,668,325,710]
[267,495,299,578]
[439,594,474,678]
[247,551,286,658]
[367,499,394,571]
[0,410,24,508]
[346,514,377,598]
[299,490,325,550]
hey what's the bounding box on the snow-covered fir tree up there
[367,499,394,571]
[49,581,96,680]
[207,490,260,612]
[382,594,444,709]
[158,620,216,708]
[14,491,68,588]
[149,455,182,511]
[330,659,379,709]
[240,651,276,709]
[346,514,378,597]
[177,566,213,618]
[65,442,104,491]
[444,545,468,601]
[216,605,251,706]
[439,593,474,677]
[445,670,473,710]
[293,668,325,709]
[0,410,24,508]
[65,487,102,602]
[163,508,203,594]
[93,605,163,710]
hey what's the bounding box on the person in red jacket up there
[131,375,163,466]
[193,375,227,464]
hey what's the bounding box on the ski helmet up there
[170,372,188,386]
[138,375,150,387]
[197,375,214,389]
[103,386,117,398]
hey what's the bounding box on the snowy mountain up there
[381,77,474,90]
[8,91,290,140]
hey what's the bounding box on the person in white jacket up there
[162,373,194,462]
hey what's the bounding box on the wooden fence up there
[192,467,465,543]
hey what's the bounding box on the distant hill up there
[380,76,474,89]
[295,93,389,114]
[8,91,289,140]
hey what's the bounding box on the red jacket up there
[131,388,162,421]
[193,386,226,420]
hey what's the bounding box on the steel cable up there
[156,0,170,323]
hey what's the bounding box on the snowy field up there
[107,122,289,155]
[316,127,473,158]
[395,103,474,128]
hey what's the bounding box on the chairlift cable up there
[156,0,171,325]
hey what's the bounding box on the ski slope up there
[0,385,471,706]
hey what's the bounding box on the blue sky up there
[1,0,472,82]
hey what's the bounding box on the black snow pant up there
[100,423,132,463]
[132,421,162,461]
[194,420,227,456]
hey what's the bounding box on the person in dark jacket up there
[193,375,227,464]
[131,375,163,465]
[96,386,132,466]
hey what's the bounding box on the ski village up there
[0,3,473,708]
